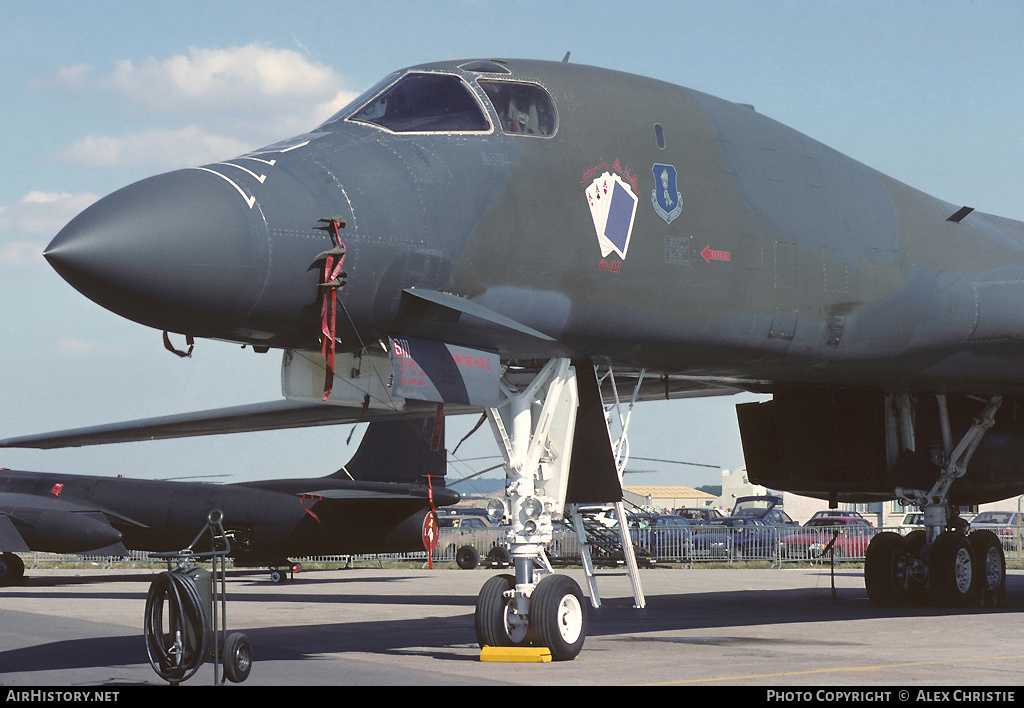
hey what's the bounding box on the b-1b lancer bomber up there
[7,57,1024,659]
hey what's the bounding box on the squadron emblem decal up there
[584,169,638,260]
[651,163,682,224]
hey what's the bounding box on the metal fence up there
[429,523,1024,566]
[15,524,1024,569]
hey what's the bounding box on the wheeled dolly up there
[145,509,252,684]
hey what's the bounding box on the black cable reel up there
[144,509,252,685]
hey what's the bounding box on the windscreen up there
[317,72,400,129]
[348,72,490,133]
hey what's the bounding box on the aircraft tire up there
[900,530,928,604]
[456,545,479,570]
[222,632,252,683]
[930,532,976,607]
[269,569,287,583]
[968,530,1005,603]
[530,574,587,661]
[474,574,530,648]
[864,532,905,607]
[0,552,25,586]
[486,546,511,567]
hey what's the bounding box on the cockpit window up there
[318,71,401,129]
[478,80,557,137]
[347,72,490,133]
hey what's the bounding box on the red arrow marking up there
[701,246,731,263]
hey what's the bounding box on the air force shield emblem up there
[652,163,682,224]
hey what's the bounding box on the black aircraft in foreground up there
[0,417,457,585]
[7,57,1024,659]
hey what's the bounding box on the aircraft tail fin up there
[331,417,447,486]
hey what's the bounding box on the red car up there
[779,517,876,560]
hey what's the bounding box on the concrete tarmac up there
[1,564,1023,687]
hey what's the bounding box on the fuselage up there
[0,469,444,558]
[45,58,1024,394]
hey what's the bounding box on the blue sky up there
[2,1,1023,491]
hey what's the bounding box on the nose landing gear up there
[473,359,607,661]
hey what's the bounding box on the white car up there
[969,511,1024,551]
[900,512,924,531]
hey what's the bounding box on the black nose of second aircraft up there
[45,169,266,337]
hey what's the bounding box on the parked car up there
[437,515,492,530]
[778,517,876,560]
[627,513,694,561]
[808,510,867,522]
[969,511,1024,551]
[900,512,925,531]
[692,516,779,559]
[731,495,801,529]
[673,507,724,525]
[436,513,507,569]
[436,507,491,522]
[899,510,974,532]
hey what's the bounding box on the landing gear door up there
[388,337,501,407]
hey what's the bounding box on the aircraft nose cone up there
[67,512,125,553]
[45,169,265,336]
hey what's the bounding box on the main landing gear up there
[0,552,26,586]
[473,358,590,661]
[865,395,1007,608]
[269,563,301,583]
[865,517,1006,607]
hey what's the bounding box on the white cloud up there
[312,90,360,127]
[42,44,359,170]
[59,126,253,169]
[9,45,362,264]
[0,240,44,266]
[0,192,99,265]
[26,63,94,92]
[21,191,94,206]
[32,44,352,117]
[103,44,350,114]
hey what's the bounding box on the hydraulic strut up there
[897,395,1002,541]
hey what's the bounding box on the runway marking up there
[643,654,1024,685]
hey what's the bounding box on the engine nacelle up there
[737,387,1024,505]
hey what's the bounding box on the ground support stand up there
[145,509,251,685]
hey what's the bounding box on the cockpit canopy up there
[319,66,556,137]
[479,80,556,136]
[350,72,490,133]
